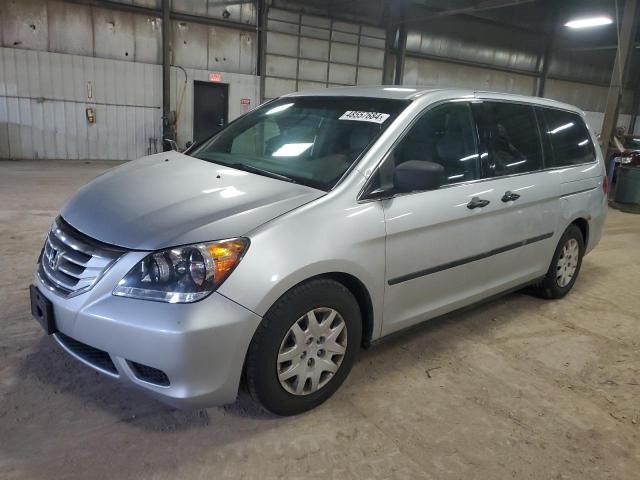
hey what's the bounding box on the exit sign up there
[209,72,222,82]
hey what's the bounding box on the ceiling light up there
[271,142,313,157]
[383,87,416,92]
[266,103,294,115]
[565,16,613,29]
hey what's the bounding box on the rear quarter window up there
[540,108,595,167]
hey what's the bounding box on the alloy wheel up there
[556,238,579,287]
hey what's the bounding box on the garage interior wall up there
[0,0,258,160]
[264,8,386,99]
[0,0,639,160]
[401,14,639,135]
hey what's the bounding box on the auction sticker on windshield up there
[339,111,390,124]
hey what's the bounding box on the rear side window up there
[474,101,544,177]
[540,108,595,166]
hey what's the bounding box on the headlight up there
[112,238,249,303]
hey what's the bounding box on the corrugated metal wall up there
[402,14,636,126]
[0,47,259,160]
[0,47,162,160]
[403,57,536,95]
[264,8,386,99]
[1,1,638,159]
[0,1,259,160]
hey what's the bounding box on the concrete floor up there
[1,160,639,480]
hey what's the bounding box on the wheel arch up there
[570,217,589,247]
[249,271,376,349]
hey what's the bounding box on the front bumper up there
[33,253,262,409]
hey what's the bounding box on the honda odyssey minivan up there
[31,87,607,415]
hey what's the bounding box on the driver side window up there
[376,102,480,191]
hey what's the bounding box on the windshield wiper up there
[231,163,297,184]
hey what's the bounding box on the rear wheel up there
[534,224,585,299]
[245,278,361,416]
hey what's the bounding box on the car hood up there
[61,152,324,250]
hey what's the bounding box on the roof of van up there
[283,86,583,114]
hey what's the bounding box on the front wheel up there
[245,278,362,416]
[534,224,585,299]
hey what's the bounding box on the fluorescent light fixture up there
[383,87,417,92]
[266,103,294,115]
[505,160,526,168]
[459,153,479,162]
[578,139,589,146]
[272,142,313,157]
[548,122,574,134]
[565,16,613,29]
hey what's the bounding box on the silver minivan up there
[31,87,607,415]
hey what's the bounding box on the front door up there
[379,100,518,335]
[193,81,229,143]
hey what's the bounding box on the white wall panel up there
[0,47,162,160]
[47,2,94,56]
[169,68,259,149]
[300,37,329,61]
[265,76,296,99]
[264,8,386,97]
[265,54,297,78]
[544,79,608,113]
[208,28,256,75]
[404,56,535,95]
[298,59,327,82]
[356,67,383,86]
[329,64,356,85]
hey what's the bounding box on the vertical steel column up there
[394,1,407,85]
[600,0,639,157]
[535,8,558,97]
[382,0,395,84]
[628,80,640,134]
[162,0,171,150]
[257,0,267,102]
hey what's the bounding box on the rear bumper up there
[34,266,262,409]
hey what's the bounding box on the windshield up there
[190,96,409,190]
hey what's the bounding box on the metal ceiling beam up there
[394,48,612,88]
[401,0,537,25]
[62,0,258,31]
[600,0,639,157]
[555,43,640,52]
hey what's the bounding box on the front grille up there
[56,333,118,375]
[38,217,125,297]
[129,361,170,386]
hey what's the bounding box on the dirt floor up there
[1,160,639,479]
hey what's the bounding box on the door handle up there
[501,191,521,202]
[467,197,490,209]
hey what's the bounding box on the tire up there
[534,224,585,299]
[245,278,362,416]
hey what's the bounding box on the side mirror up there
[394,160,445,192]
